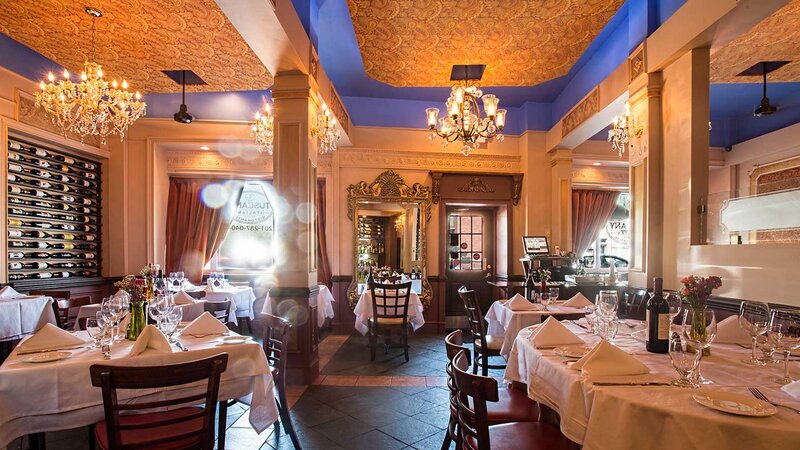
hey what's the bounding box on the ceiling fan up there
[738,61,789,117]
[173,70,193,123]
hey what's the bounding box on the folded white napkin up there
[506,293,537,311]
[181,312,229,336]
[782,380,800,401]
[0,286,23,300]
[528,316,584,348]
[572,340,650,378]
[172,290,196,305]
[562,293,593,308]
[129,325,172,356]
[714,315,752,345]
[16,323,87,354]
[205,282,226,293]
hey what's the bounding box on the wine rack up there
[6,138,101,282]
[357,216,385,266]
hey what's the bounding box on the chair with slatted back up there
[53,295,93,330]
[89,353,228,450]
[369,281,412,362]
[622,289,649,320]
[203,299,231,324]
[452,350,576,450]
[458,287,504,376]
[30,290,71,300]
[442,330,540,450]
[254,313,301,450]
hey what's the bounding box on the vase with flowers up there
[114,264,160,340]
[537,267,552,298]
[680,275,722,356]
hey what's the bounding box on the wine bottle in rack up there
[8,163,23,173]
[28,252,51,259]
[50,252,75,259]
[31,147,48,158]
[8,252,24,259]
[8,229,47,238]
[82,252,96,259]
[9,241,49,249]
[8,274,27,281]
[9,208,31,217]
[9,261,49,270]
[50,272,70,278]
[52,153,73,164]
[9,141,23,151]
[49,232,75,240]
[50,262,76,269]
[83,171,96,179]
[58,224,76,231]
[30,272,52,279]
[84,235,96,242]
[30,168,51,178]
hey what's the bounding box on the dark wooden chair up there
[30,290,71,299]
[458,287,505,376]
[203,299,231,324]
[53,295,93,330]
[368,281,412,362]
[89,353,229,450]
[452,350,576,450]
[251,313,301,450]
[442,330,540,450]
[621,289,649,320]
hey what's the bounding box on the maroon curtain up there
[572,190,620,257]
[165,178,241,283]
[316,179,332,287]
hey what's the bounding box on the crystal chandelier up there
[251,103,274,155]
[35,7,145,144]
[311,103,341,154]
[607,102,643,158]
[425,81,506,156]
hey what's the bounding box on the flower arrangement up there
[679,275,722,309]
[140,263,160,280]
[537,267,552,283]
[114,264,159,340]
[114,275,146,301]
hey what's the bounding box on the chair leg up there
[482,353,489,376]
[472,347,479,375]
[369,327,376,361]
[218,400,228,450]
[87,424,96,450]
[403,327,409,362]
[277,385,302,450]
[440,432,452,450]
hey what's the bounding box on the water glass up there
[681,309,717,385]
[584,305,598,335]
[597,317,618,341]
[739,301,770,366]
[669,334,701,388]
[163,308,183,342]
[85,317,103,349]
[548,287,560,301]
[767,309,800,385]
[597,290,619,319]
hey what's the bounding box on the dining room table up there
[185,285,256,326]
[353,288,425,335]
[504,318,800,450]
[0,295,56,342]
[262,284,336,328]
[485,299,586,357]
[73,300,208,330]
[0,326,279,448]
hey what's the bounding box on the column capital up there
[271,71,320,105]
[549,147,573,165]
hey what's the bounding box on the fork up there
[749,387,800,414]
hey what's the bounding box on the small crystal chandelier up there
[34,7,146,144]
[311,103,341,154]
[607,102,643,158]
[425,81,506,156]
[251,103,274,155]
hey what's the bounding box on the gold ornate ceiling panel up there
[0,0,272,93]
[346,0,625,87]
[710,0,800,83]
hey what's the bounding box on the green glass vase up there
[688,305,711,357]
[126,300,146,341]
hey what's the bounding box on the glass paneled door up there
[444,207,495,329]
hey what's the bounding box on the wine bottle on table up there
[646,277,669,353]
[525,271,536,300]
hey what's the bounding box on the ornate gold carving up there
[457,176,495,194]
[711,0,800,83]
[572,166,629,185]
[750,155,800,242]
[338,148,520,172]
[328,87,349,135]
[16,90,102,147]
[166,149,272,172]
[0,0,272,93]
[628,45,645,82]
[430,172,443,204]
[346,0,624,86]
[309,45,320,81]
[561,87,599,137]
[512,174,523,206]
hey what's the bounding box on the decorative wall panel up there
[346,0,624,87]
[561,88,599,137]
[339,148,520,172]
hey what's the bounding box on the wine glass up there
[177,271,185,288]
[669,333,701,388]
[548,287,560,302]
[681,309,717,385]
[598,317,619,341]
[85,316,103,349]
[767,309,800,385]
[597,290,619,320]
[110,296,127,342]
[665,293,683,322]
[738,301,770,366]
[163,307,183,342]
[756,334,777,364]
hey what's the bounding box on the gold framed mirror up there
[346,170,432,309]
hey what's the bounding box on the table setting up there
[485,292,590,357]
[176,273,255,325]
[505,282,800,450]
[0,308,278,448]
[262,284,336,328]
[353,287,424,335]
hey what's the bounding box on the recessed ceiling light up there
[592,162,601,166]
[200,146,210,150]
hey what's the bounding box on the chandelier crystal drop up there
[251,103,274,155]
[34,7,145,144]
[607,102,643,158]
[425,81,506,156]
[312,103,341,154]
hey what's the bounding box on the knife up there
[16,345,86,356]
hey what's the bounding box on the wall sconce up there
[607,102,644,158]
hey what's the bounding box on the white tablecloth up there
[358,280,422,295]
[353,289,424,335]
[505,319,800,450]
[0,296,56,342]
[0,329,279,447]
[485,300,586,357]
[196,286,256,322]
[73,302,208,330]
[262,285,336,327]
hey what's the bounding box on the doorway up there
[444,206,495,329]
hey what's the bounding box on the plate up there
[692,391,776,417]
[22,351,72,363]
[554,345,591,359]
[216,336,253,346]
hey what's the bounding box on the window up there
[447,214,484,270]
[206,181,275,272]
[582,193,630,270]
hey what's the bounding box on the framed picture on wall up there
[522,236,550,255]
